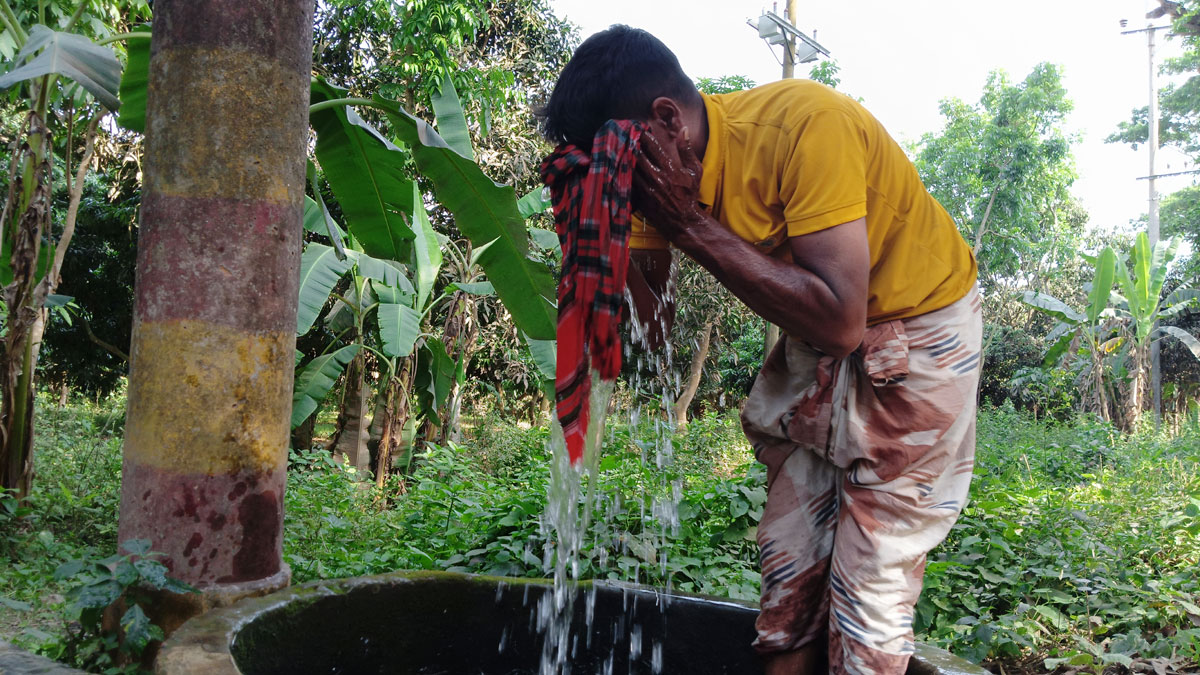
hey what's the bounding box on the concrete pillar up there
[118,0,314,631]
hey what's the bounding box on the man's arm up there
[674,216,867,358]
[626,248,675,351]
[632,120,868,358]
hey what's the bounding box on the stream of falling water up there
[531,325,684,674]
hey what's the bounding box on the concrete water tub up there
[157,570,987,674]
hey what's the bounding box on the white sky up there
[548,0,1195,235]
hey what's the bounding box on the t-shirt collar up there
[698,92,724,210]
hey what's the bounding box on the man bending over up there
[539,25,981,675]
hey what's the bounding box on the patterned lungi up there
[741,285,982,674]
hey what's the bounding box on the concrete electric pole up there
[1122,20,1171,423]
[753,2,828,357]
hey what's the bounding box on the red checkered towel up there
[540,120,645,465]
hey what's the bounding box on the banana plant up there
[1023,236,1200,424]
[0,1,148,498]
[1021,247,1119,420]
[1109,233,1200,420]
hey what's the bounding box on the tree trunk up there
[763,320,779,361]
[1,111,51,500]
[438,291,478,444]
[1126,343,1146,429]
[674,322,714,427]
[373,356,413,489]
[2,111,98,499]
[334,353,371,475]
[291,412,317,452]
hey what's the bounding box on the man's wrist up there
[671,211,719,254]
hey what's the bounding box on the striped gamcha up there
[540,120,645,465]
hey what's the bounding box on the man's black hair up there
[538,25,701,150]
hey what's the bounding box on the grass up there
[3,392,1200,674]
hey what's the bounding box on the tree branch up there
[41,116,98,300]
[79,314,128,362]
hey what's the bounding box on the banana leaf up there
[115,29,150,131]
[431,75,474,161]
[517,186,552,218]
[311,80,416,263]
[292,345,361,428]
[1020,291,1085,325]
[0,25,121,109]
[1157,326,1200,360]
[351,251,412,293]
[410,182,441,310]
[1085,248,1116,325]
[414,337,457,426]
[377,299,422,358]
[373,94,557,340]
[297,243,353,335]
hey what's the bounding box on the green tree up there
[0,0,149,498]
[914,63,1085,313]
[1107,1,1200,282]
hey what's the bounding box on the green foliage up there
[979,324,1041,407]
[282,414,763,598]
[713,318,763,399]
[292,345,362,428]
[1161,186,1200,282]
[39,175,138,396]
[806,59,841,89]
[44,540,194,671]
[1114,233,1182,347]
[695,75,755,95]
[918,404,1200,672]
[376,92,558,340]
[0,392,185,672]
[9,395,1200,673]
[310,81,418,263]
[1107,0,1200,162]
[113,29,148,132]
[0,24,122,109]
[914,63,1084,303]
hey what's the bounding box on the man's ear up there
[649,97,684,138]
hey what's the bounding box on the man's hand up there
[632,121,705,240]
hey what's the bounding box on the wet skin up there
[624,96,871,675]
[626,96,869,360]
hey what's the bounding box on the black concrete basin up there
[157,571,987,674]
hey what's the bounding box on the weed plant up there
[919,403,1200,673]
[4,393,1200,674]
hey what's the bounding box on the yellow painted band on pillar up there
[143,46,308,205]
[124,319,294,476]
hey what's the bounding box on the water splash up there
[533,268,685,673]
[536,378,614,675]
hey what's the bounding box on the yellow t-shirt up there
[631,79,977,324]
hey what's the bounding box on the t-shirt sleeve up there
[629,214,670,250]
[779,108,869,237]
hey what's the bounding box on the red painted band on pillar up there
[135,194,301,333]
[120,462,286,585]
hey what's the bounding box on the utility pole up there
[765,0,800,357]
[1122,20,1171,423]
[1147,24,1163,423]
[753,2,828,358]
[781,0,799,79]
